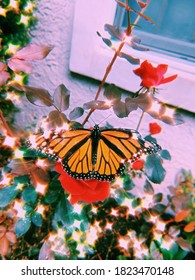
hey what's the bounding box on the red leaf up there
[0,71,10,86]
[8,58,33,74]
[175,210,191,222]
[138,1,147,8]
[0,62,7,71]
[13,44,53,61]
[184,221,195,233]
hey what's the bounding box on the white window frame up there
[69,0,195,113]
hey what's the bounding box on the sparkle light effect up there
[141,195,154,208]
[86,226,99,245]
[0,8,7,17]
[0,172,13,186]
[6,43,20,55]
[118,236,130,250]
[8,0,19,10]
[19,15,30,25]
[36,182,48,195]
[12,73,24,85]
[149,101,162,113]
[23,2,35,13]
[121,198,137,215]
[13,200,26,218]
[48,228,69,257]
[6,92,21,104]
[28,134,37,148]
[3,136,16,148]
[36,204,46,216]
[14,149,24,159]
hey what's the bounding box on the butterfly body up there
[29,125,161,181]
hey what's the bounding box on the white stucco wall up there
[17,0,195,189]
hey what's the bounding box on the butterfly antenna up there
[98,114,112,126]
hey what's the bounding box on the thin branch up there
[82,41,125,126]
[136,111,145,131]
[82,0,151,127]
[132,0,151,28]
[0,110,21,146]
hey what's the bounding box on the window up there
[114,0,195,60]
[70,0,195,113]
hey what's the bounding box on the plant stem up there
[82,0,151,127]
[0,110,21,146]
[82,41,125,126]
[132,0,151,29]
[136,111,145,131]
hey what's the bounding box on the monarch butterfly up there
[29,125,161,181]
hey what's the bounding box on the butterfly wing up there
[93,129,160,181]
[28,126,161,182]
[29,129,94,179]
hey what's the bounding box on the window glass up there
[114,0,195,60]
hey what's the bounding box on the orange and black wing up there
[29,129,94,179]
[93,129,160,181]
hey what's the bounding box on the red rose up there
[149,122,162,135]
[56,162,110,204]
[133,60,177,89]
[132,159,145,170]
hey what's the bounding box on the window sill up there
[70,0,195,113]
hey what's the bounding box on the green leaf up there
[119,52,140,65]
[0,185,18,208]
[132,197,141,208]
[24,86,53,107]
[83,100,111,110]
[143,179,154,195]
[114,189,125,204]
[104,84,121,101]
[15,217,31,237]
[80,221,90,232]
[53,84,70,112]
[144,135,157,144]
[22,185,37,204]
[69,107,84,120]
[104,24,124,41]
[113,101,131,118]
[123,174,135,191]
[53,192,74,227]
[31,212,43,227]
[47,110,67,130]
[159,149,171,160]
[173,248,188,260]
[161,248,173,260]
[44,189,60,204]
[13,175,29,184]
[153,192,163,203]
[96,31,112,47]
[145,154,166,184]
[151,204,166,214]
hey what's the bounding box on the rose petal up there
[133,60,177,88]
[160,74,178,84]
[156,64,168,77]
[132,159,145,170]
[70,181,110,204]
[149,122,162,134]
